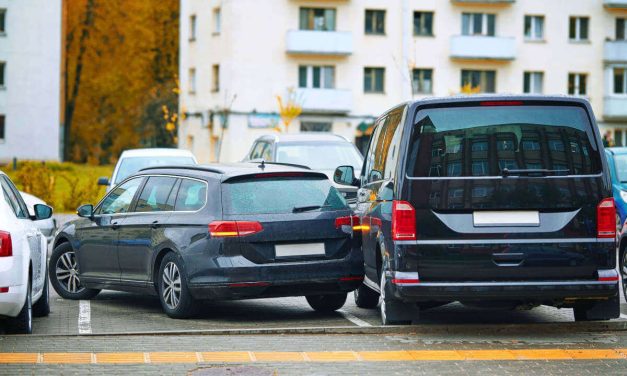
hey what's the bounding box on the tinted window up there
[612,155,627,182]
[406,105,601,177]
[175,179,207,211]
[0,177,28,219]
[99,177,143,214]
[135,177,178,212]
[275,142,362,172]
[114,156,195,184]
[223,176,348,215]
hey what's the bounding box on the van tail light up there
[0,231,12,257]
[209,221,263,238]
[597,198,616,238]
[335,215,366,231]
[597,269,619,282]
[392,201,417,241]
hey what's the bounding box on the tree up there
[276,88,303,133]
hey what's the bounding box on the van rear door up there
[403,100,614,282]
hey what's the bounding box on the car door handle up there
[151,221,160,229]
[111,222,120,230]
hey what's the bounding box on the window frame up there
[460,69,496,93]
[568,72,588,96]
[523,71,544,94]
[364,67,385,94]
[413,11,434,37]
[462,13,495,37]
[188,67,196,94]
[613,67,627,95]
[134,176,180,213]
[299,7,337,31]
[524,15,544,41]
[412,68,433,95]
[569,16,589,42]
[298,65,335,89]
[95,176,146,216]
[0,9,6,35]
[617,18,626,40]
[213,7,221,35]
[189,14,197,41]
[0,114,4,143]
[365,9,385,35]
[212,64,220,92]
[0,176,29,219]
[173,177,209,213]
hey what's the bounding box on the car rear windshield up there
[406,105,601,177]
[222,176,348,215]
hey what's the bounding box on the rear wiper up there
[502,168,570,177]
[292,205,331,213]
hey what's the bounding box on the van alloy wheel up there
[162,262,182,309]
[622,251,627,302]
[55,251,85,294]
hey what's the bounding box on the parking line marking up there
[78,300,92,335]
[337,309,372,327]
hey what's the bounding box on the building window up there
[212,64,220,92]
[0,61,5,87]
[462,13,495,37]
[298,66,335,89]
[524,15,544,40]
[461,70,496,93]
[614,68,627,94]
[365,10,385,35]
[189,15,196,41]
[568,73,587,96]
[299,8,336,31]
[523,72,543,94]
[188,68,196,94]
[0,115,5,142]
[569,17,589,41]
[412,68,433,94]
[414,11,434,36]
[617,18,626,40]
[0,9,5,34]
[213,8,221,34]
[301,122,332,132]
[364,67,385,93]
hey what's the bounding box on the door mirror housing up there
[32,204,53,221]
[97,177,110,186]
[333,166,358,186]
[77,204,94,219]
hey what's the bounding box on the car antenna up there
[259,160,266,170]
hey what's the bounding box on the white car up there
[98,148,198,192]
[0,172,52,334]
[20,191,57,243]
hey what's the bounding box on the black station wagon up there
[334,96,620,324]
[49,163,364,318]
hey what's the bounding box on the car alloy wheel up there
[380,273,388,324]
[162,261,182,310]
[55,251,85,294]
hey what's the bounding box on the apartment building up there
[0,0,61,162]
[179,0,627,163]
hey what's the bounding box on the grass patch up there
[2,161,114,213]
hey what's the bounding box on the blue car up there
[605,147,627,230]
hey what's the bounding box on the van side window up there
[382,107,405,180]
[363,118,384,184]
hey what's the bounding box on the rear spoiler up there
[222,170,328,183]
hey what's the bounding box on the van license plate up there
[473,211,540,227]
[275,243,326,257]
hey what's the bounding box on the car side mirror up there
[32,204,53,221]
[77,204,94,219]
[334,166,358,186]
[97,177,110,186]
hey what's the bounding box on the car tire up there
[7,280,32,334]
[573,296,620,322]
[354,283,379,309]
[32,275,50,317]
[306,293,348,312]
[158,252,195,319]
[380,273,414,325]
[49,243,100,300]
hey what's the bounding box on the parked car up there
[98,148,198,192]
[0,171,52,333]
[334,96,620,324]
[20,192,57,243]
[243,134,363,203]
[605,147,627,231]
[50,162,363,318]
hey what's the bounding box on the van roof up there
[256,133,349,143]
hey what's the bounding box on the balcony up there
[451,0,515,4]
[296,88,352,114]
[605,97,627,120]
[450,35,516,61]
[605,40,627,63]
[286,30,353,56]
[604,0,627,9]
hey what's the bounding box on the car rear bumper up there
[0,283,27,318]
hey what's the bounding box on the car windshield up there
[613,154,627,182]
[114,156,196,184]
[222,176,348,215]
[275,142,363,172]
[406,105,601,177]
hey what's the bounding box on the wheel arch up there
[152,247,176,290]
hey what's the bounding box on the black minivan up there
[334,96,620,324]
[50,163,363,318]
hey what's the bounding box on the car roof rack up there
[139,165,224,174]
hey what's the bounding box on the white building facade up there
[179,0,627,163]
[0,0,61,162]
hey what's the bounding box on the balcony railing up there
[450,35,516,61]
[604,0,627,9]
[296,88,352,114]
[605,40,627,62]
[605,97,627,119]
[286,30,353,56]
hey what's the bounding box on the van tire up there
[354,283,379,309]
[380,273,416,325]
[573,296,620,321]
[306,293,347,312]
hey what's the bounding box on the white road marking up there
[620,313,627,320]
[337,309,372,327]
[78,300,92,334]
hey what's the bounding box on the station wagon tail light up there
[0,231,12,257]
[597,198,616,238]
[209,221,263,237]
[335,215,365,231]
[392,201,416,241]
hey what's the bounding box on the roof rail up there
[139,165,224,174]
[255,161,311,170]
